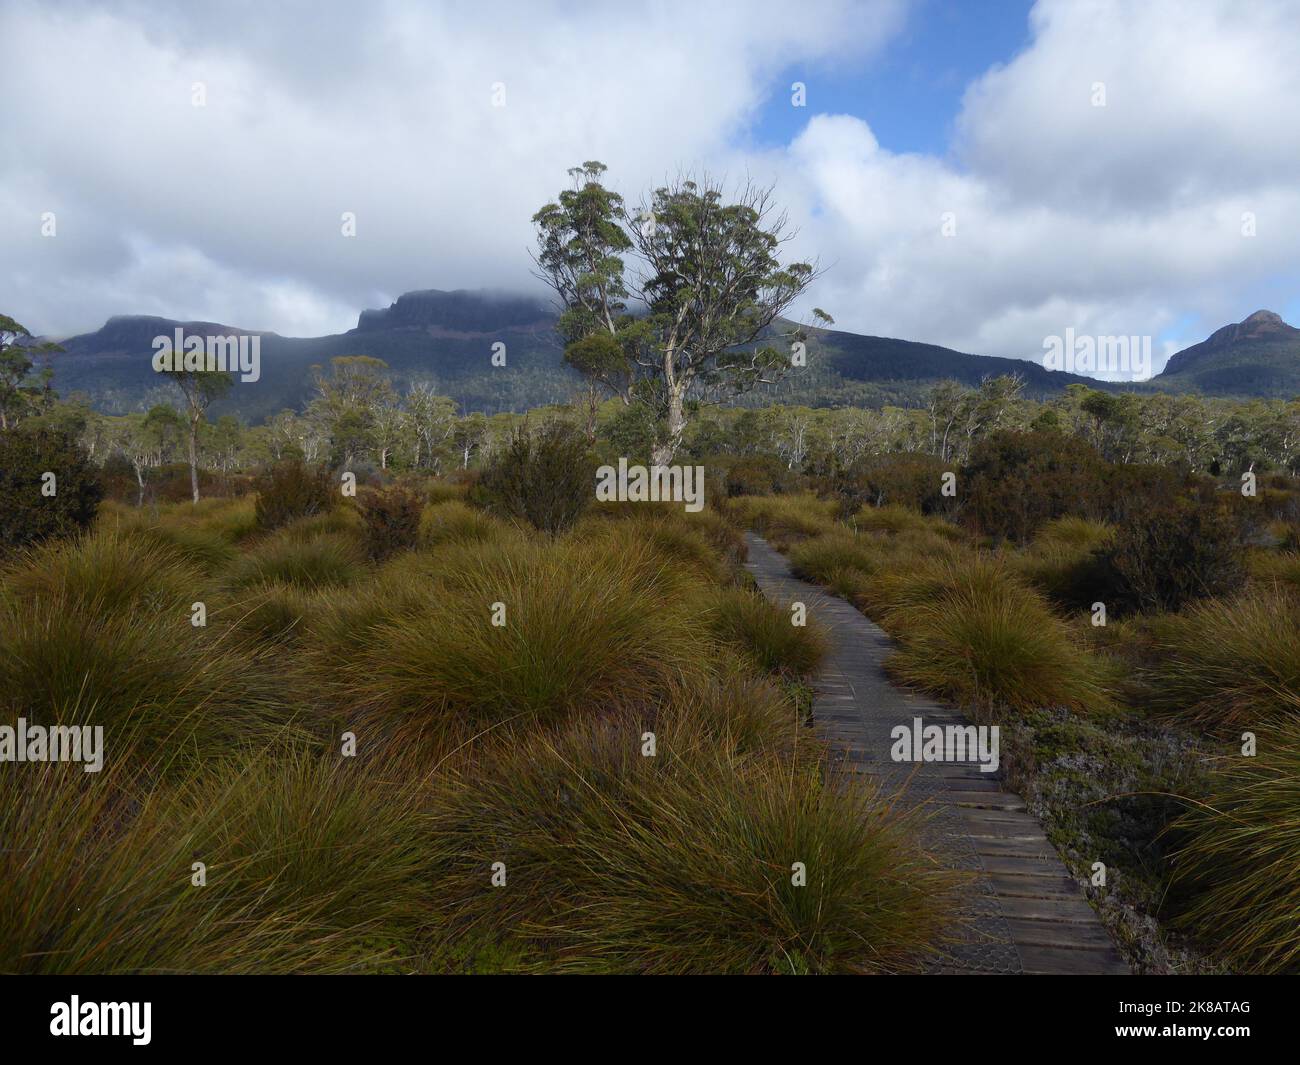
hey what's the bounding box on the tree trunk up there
[188,413,201,504]
[652,382,687,467]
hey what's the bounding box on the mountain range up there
[35,292,1300,419]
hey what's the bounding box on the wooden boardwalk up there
[744,533,1129,975]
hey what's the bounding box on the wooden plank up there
[1002,917,1117,950]
[1017,943,1130,975]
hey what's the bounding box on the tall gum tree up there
[532,162,830,466]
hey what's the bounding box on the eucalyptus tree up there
[0,314,61,430]
[532,161,829,465]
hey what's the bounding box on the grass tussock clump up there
[1140,587,1300,731]
[3,528,203,617]
[727,492,840,548]
[877,557,1115,716]
[418,499,511,547]
[0,593,305,762]
[705,585,828,679]
[429,720,956,974]
[344,537,709,739]
[0,748,437,974]
[1167,738,1300,973]
[226,529,366,591]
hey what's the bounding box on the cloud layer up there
[3,0,1297,374]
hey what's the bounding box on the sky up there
[3,0,1298,378]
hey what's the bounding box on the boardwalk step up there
[741,532,1128,977]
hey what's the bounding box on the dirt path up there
[744,532,1129,975]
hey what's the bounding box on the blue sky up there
[751,0,1035,159]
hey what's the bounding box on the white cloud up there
[3,0,1297,378]
[770,0,1300,373]
[0,0,903,335]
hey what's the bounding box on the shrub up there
[1167,738,1300,973]
[354,484,422,560]
[253,459,334,531]
[724,455,793,497]
[428,720,955,973]
[0,427,102,552]
[473,422,594,534]
[832,452,951,515]
[1092,501,1245,614]
[961,430,1106,543]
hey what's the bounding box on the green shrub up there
[354,484,422,560]
[724,455,794,497]
[0,427,102,551]
[253,459,334,531]
[473,422,594,534]
[961,430,1107,543]
[1092,501,1245,614]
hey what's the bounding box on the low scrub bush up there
[253,459,334,531]
[833,453,950,515]
[961,430,1107,543]
[724,455,794,497]
[473,422,594,534]
[354,484,422,560]
[0,427,102,552]
[1091,501,1246,614]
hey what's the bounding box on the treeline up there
[7,338,1300,508]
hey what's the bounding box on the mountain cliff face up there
[43,290,1298,418]
[1154,310,1300,396]
[354,289,552,333]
